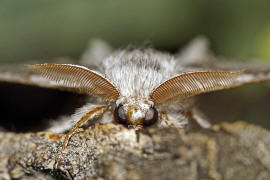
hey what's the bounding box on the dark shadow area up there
[197,83,270,129]
[0,82,87,132]
[0,81,269,133]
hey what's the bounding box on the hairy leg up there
[56,105,108,171]
[190,107,211,128]
[158,111,189,128]
[157,108,211,129]
[62,105,108,151]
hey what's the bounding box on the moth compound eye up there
[143,107,158,126]
[114,105,127,125]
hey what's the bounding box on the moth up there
[2,38,270,150]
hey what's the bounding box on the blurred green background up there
[1,0,270,63]
[0,1,270,131]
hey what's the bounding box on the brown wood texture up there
[1,122,270,180]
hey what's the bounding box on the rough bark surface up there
[1,122,270,180]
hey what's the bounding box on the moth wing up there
[181,60,270,87]
[175,37,270,86]
[0,63,67,89]
[0,58,85,92]
[80,39,112,67]
[154,37,269,93]
[26,63,120,100]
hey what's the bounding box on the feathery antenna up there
[150,70,243,103]
[26,63,120,100]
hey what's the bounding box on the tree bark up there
[1,122,270,180]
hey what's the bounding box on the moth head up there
[114,97,158,128]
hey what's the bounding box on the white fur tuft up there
[102,49,176,98]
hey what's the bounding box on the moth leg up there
[158,108,211,129]
[159,112,170,126]
[189,108,211,128]
[158,111,189,128]
[62,105,108,151]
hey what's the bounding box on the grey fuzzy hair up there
[101,49,177,98]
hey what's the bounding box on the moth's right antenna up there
[149,70,243,103]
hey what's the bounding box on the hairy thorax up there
[102,49,176,98]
